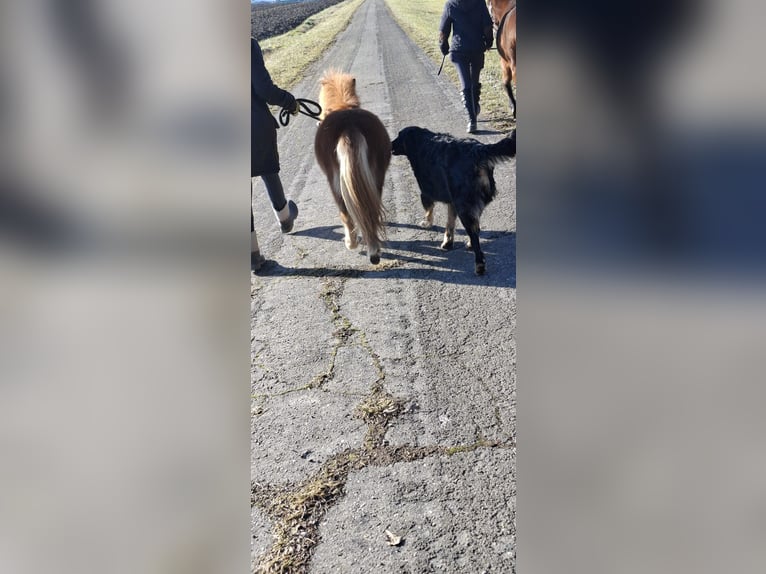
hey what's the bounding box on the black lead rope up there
[278,98,323,127]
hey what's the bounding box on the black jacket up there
[251,38,295,177]
[439,0,494,54]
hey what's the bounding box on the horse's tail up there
[336,129,385,259]
[483,130,517,165]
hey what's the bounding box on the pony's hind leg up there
[367,239,381,265]
[356,222,381,264]
[339,210,358,250]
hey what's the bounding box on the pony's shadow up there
[269,224,515,287]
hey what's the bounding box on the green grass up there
[261,0,366,90]
[385,0,514,131]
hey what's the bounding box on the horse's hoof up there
[370,254,380,265]
[419,219,433,229]
[345,238,358,250]
[465,240,473,250]
[475,262,486,275]
[440,239,454,250]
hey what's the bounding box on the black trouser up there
[451,50,485,92]
[251,173,287,232]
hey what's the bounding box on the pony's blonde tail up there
[336,129,385,263]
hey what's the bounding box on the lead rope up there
[278,98,322,127]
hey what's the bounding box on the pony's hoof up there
[465,240,473,250]
[440,239,454,250]
[475,262,486,275]
[370,254,380,265]
[419,219,433,229]
[345,238,358,250]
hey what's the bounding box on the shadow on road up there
[473,123,508,136]
[263,224,516,288]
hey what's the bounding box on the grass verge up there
[384,0,514,132]
[261,0,366,90]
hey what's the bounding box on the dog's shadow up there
[271,224,515,287]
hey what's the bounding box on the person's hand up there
[285,93,299,115]
[440,41,449,56]
[484,27,494,51]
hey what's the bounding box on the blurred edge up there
[519,1,766,574]
[3,0,766,573]
[1,1,250,573]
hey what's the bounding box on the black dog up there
[391,127,516,274]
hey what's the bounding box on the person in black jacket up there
[439,0,494,133]
[251,37,300,270]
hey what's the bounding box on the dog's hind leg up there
[458,213,485,275]
[441,204,456,250]
[420,196,435,229]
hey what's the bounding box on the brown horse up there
[314,70,391,264]
[488,0,517,118]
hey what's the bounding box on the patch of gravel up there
[251,0,347,41]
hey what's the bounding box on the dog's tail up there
[483,130,517,164]
[337,129,385,259]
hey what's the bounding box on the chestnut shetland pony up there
[488,0,517,118]
[314,70,391,264]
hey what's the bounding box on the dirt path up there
[251,1,516,571]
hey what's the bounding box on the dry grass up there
[261,0,366,91]
[385,0,515,132]
[356,386,402,449]
[253,455,354,574]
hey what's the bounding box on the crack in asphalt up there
[252,273,514,573]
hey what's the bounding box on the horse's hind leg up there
[503,62,516,119]
[508,82,516,119]
[503,66,516,120]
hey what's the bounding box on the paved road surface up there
[251,1,516,571]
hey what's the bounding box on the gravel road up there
[251,1,516,571]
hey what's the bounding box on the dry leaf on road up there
[385,529,403,547]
